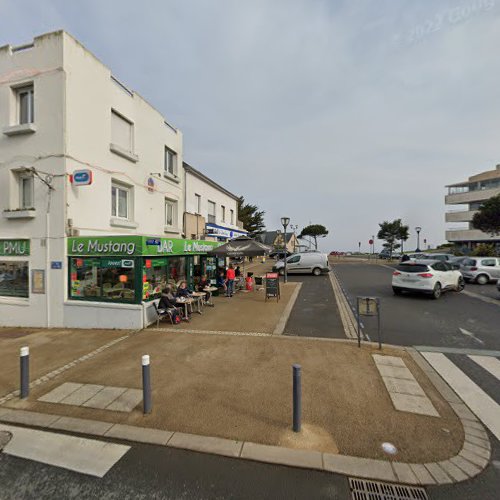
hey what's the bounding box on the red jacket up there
[226,268,236,280]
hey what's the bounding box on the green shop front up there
[67,236,220,308]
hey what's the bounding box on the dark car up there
[269,250,292,260]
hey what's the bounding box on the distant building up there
[256,231,299,253]
[445,164,500,251]
[183,162,247,242]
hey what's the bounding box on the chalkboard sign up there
[265,272,280,302]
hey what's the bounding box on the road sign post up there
[356,297,382,349]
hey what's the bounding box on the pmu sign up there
[70,169,93,186]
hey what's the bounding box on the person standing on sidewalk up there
[226,264,236,297]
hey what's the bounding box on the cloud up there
[1,0,499,250]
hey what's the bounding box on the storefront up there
[0,239,30,299]
[67,236,221,305]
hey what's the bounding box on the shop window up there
[143,259,166,300]
[167,257,186,287]
[0,261,29,298]
[101,260,135,301]
[69,258,101,298]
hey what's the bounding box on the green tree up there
[299,224,329,250]
[472,194,500,236]
[377,219,407,257]
[471,244,497,257]
[237,196,265,235]
[398,222,410,253]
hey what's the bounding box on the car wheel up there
[476,274,489,285]
[392,287,403,296]
[312,267,321,276]
[432,283,442,300]
[456,276,465,292]
[278,268,285,276]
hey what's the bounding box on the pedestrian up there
[226,264,236,297]
[401,254,410,262]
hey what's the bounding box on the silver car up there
[460,257,500,284]
[273,252,330,276]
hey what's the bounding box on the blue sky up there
[1,0,499,251]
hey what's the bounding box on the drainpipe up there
[46,188,52,328]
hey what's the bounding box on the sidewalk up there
[2,330,464,464]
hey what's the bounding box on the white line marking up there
[463,290,500,307]
[421,352,500,441]
[468,355,500,381]
[0,424,130,477]
[459,328,484,345]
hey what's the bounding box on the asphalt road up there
[334,263,500,351]
[0,433,349,500]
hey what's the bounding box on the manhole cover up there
[349,478,427,500]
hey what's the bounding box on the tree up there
[377,219,407,257]
[471,244,497,257]
[299,224,329,250]
[237,196,265,235]
[398,223,410,253]
[472,194,500,237]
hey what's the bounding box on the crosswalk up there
[419,349,500,441]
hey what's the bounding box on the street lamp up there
[281,217,290,283]
[415,226,422,252]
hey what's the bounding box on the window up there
[0,261,29,298]
[431,262,446,272]
[287,255,301,264]
[111,110,133,153]
[230,209,234,225]
[221,205,226,222]
[208,201,216,224]
[111,183,130,219]
[164,147,177,177]
[481,259,496,267]
[19,174,34,209]
[195,194,201,214]
[17,86,34,124]
[165,199,177,228]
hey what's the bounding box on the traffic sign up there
[369,239,374,245]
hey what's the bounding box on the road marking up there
[459,328,484,345]
[462,290,500,307]
[468,355,500,381]
[0,424,130,477]
[421,352,500,441]
[415,346,500,357]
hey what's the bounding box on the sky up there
[1,0,499,252]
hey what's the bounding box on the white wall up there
[185,171,239,229]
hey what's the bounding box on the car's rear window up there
[396,264,428,273]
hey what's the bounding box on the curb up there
[0,393,490,486]
[273,282,302,335]
[328,270,359,340]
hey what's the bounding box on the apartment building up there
[0,31,219,329]
[445,164,500,250]
[183,162,247,242]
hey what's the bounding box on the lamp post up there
[281,217,290,283]
[415,226,422,252]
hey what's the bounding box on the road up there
[334,263,500,350]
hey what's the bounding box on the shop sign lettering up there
[70,239,136,255]
[0,239,30,256]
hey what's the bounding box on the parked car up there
[273,252,330,276]
[460,257,500,284]
[392,260,465,299]
[402,252,426,262]
[448,256,468,270]
[379,250,401,260]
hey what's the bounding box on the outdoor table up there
[176,297,194,320]
[191,292,205,313]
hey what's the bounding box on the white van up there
[272,253,330,276]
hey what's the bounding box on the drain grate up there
[349,478,428,500]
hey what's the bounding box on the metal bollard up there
[20,346,29,399]
[142,355,152,414]
[292,364,301,432]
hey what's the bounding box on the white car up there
[273,252,330,276]
[392,260,465,299]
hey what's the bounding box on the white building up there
[183,162,247,241]
[0,30,220,329]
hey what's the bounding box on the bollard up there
[20,346,29,399]
[292,364,301,432]
[142,354,152,414]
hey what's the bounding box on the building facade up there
[183,162,247,242]
[0,31,221,329]
[445,164,500,251]
[256,231,299,253]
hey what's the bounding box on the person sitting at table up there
[216,270,227,292]
[176,280,193,298]
[158,288,181,323]
[197,274,213,305]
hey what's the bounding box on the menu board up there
[265,272,280,302]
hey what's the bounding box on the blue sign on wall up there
[51,261,62,269]
[146,239,161,246]
[71,169,93,186]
